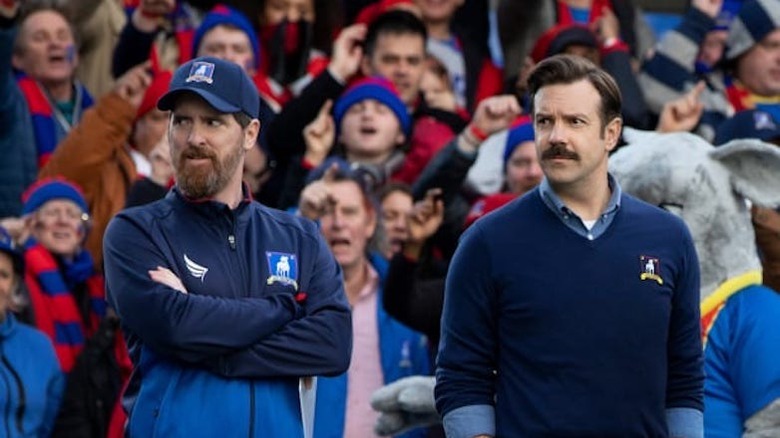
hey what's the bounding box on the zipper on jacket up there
[228,210,237,251]
[248,382,255,438]
[2,356,26,434]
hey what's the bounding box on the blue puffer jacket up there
[0,313,64,438]
[313,253,431,438]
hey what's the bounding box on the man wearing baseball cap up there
[103,56,352,437]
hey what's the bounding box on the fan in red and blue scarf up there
[20,178,105,372]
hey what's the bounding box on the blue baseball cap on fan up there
[714,109,780,145]
[157,56,259,119]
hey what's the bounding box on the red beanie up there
[464,193,517,229]
[136,70,173,120]
[530,24,597,63]
[355,0,416,26]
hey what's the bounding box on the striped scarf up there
[16,74,93,168]
[24,239,106,372]
[726,80,780,122]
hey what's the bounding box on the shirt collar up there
[539,173,622,220]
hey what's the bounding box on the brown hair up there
[12,1,77,57]
[527,54,622,129]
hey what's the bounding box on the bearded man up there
[102,56,352,437]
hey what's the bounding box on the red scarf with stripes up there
[16,75,93,168]
[24,240,105,372]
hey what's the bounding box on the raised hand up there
[303,100,335,167]
[463,95,522,151]
[298,162,339,221]
[657,81,705,133]
[692,0,724,19]
[403,188,444,261]
[132,0,176,32]
[593,6,620,44]
[328,23,367,82]
[114,61,153,110]
[0,0,20,19]
[407,189,444,244]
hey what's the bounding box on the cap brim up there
[157,86,242,114]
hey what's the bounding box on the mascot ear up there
[621,127,658,145]
[709,139,780,208]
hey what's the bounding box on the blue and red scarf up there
[23,239,105,372]
[16,74,93,169]
[726,79,780,123]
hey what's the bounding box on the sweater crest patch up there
[639,255,664,285]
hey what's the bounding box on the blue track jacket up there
[104,188,352,438]
[313,253,430,438]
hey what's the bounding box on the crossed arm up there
[104,214,352,376]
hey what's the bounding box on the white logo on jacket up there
[184,254,208,282]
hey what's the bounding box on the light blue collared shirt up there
[538,173,622,240]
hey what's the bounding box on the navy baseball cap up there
[714,109,780,145]
[158,56,259,119]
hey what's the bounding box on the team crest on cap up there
[266,252,298,289]
[754,111,777,131]
[639,255,663,285]
[186,61,215,84]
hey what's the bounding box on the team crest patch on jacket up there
[266,252,298,289]
[639,255,663,285]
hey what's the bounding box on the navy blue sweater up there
[435,189,703,437]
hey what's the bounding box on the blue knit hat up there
[22,178,89,216]
[714,0,743,30]
[725,0,780,60]
[193,4,261,71]
[503,118,535,168]
[0,226,22,273]
[333,77,412,137]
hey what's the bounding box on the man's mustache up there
[542,144,579,161]
[182,147,216,160]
